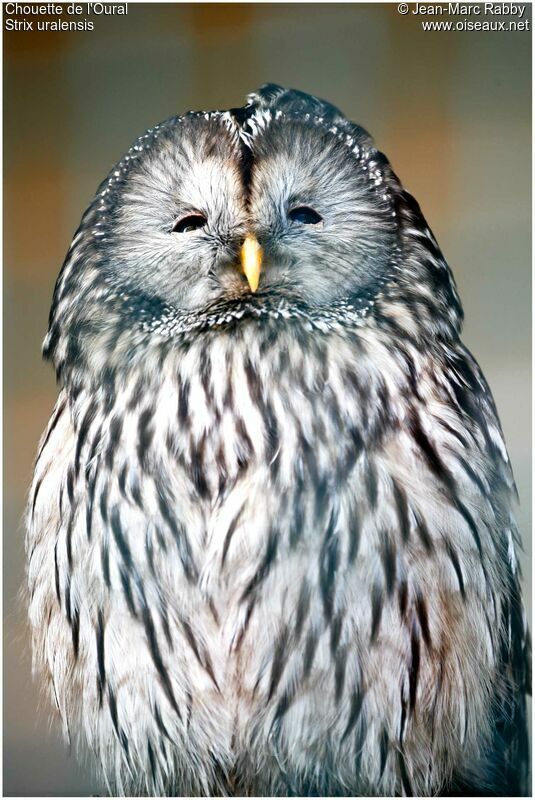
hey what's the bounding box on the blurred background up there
[4,3,531,796]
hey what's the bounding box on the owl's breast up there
[168,322,374,501]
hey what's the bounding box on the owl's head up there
[45,85,462,380]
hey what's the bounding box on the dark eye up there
[288,206,323,225]
[172,213,207,233]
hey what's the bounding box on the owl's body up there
[26,86,529,796]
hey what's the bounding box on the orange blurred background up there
[4,3,531,795]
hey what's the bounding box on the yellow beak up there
[240,234,262,293]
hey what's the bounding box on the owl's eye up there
[172,213,207,233]
[288,206,323,225]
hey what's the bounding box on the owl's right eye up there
[172,213,207,233]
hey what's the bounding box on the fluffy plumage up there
[26,85,529,796]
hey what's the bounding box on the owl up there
[26,85,529,797]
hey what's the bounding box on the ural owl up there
[26,85,529,796]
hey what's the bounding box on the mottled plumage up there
[26,85,529,796]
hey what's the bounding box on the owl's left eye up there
[288,206,323,225]
[172,213,207,234]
